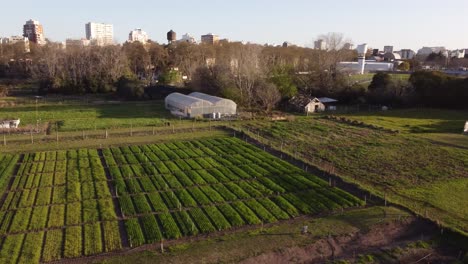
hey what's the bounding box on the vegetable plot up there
[102,138,363,249]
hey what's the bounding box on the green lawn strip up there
[0,130,230,154]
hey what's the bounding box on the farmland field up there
[239,111,468,235]
[0,149,121,263]
[103,137,363,247]
[0,137,363,262]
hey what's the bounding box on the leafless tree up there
[255,81,281,113]
[232,44,264,108]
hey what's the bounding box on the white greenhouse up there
[165,92,237,118]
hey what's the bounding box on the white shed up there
[289,95,338,113]
[304,98,325,113]
[0,119,20,129]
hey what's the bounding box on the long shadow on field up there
[345,109,468,134]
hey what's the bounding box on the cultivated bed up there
[0,137,363,263]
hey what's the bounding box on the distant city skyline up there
[1,0,468,51]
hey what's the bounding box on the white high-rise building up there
[85,22,114,46]
[450,49,465,59]
[399,49,416,60]
[178,33,197,44]
[1,36,30,52]
[384,45,394,53]
[128,29,149,44]
[23,19,46,45]
[314,39,327,50]
[417,46,446,56]
[201,33,219,45]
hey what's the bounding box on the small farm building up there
[0,119,20,129]
[165,92,237,118]
[289,95,338,113]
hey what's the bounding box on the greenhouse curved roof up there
[165,93,213,108]
[189,92,236,107]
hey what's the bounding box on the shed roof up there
[289,95,319,108]
[317,97,338,103]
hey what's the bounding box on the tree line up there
[0,34,466,110]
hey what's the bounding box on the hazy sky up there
[2,0,468,51]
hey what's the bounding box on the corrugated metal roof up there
[318,97,338,103]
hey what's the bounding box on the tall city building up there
[314,39,327,50]
[399,49,416,60]
[201,33,219,45]
[417,46,446,56]
[23,19,46,45]
[384,45,394,53]
[178,33,196,44]
[65,38,91,48]
[128,29,149,44]
[1,36,30,52]
[85,22,114,46]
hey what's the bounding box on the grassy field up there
[347,73,410,87]
[340,108,468,149]
[0,127,231,154]
[0,137,363,262]
[0,101,177,131]
[340,108,467,134]
[238,109,468,235]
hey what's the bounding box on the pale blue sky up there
[1,0,468,51]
